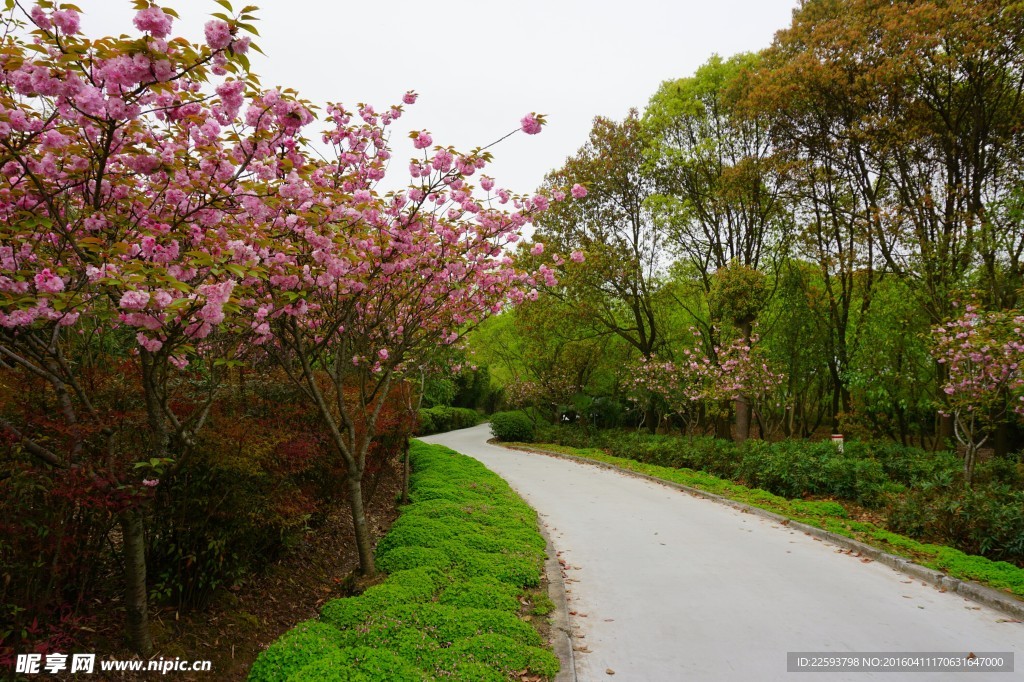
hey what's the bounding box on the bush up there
[442,635,559,679]
[415,406,482,436]
[489,411,536,442]
[248,621,348,682]
[886,482,1024,565]
[438,578,521,612]
[286,647,427,682]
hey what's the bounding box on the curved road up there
[421,425,1022,681]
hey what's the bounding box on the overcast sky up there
[70,0,798,194]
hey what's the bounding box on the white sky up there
[69,0,798,195]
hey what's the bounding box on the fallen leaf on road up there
[606,669,615,675]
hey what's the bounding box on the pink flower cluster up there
[520,113,543,135]
[133,7,173,38]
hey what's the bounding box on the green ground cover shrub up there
[489,411,536,442]
[249,441,557,681]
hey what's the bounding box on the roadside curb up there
[537,521,578,682]
[505,443,1024,623]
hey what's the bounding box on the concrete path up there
[421,425,1022,681]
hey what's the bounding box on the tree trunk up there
[346,473,376,577]
[734,394,751,443]
[992,422,1010,458]
[964,442,977,488]
[937,414,954,449]
[715,404,731,440]
[644,401,658,434]
[119,509,153,657]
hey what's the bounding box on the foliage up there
[931,305,1024,483]
[415,406,482,436]
[887,479,1024,565]
[470,0,1024,453]
[489,411,536,443]
[532,112,666,361]
[250,441,557,681]
[1,0,574,653]
[284,647,428,682]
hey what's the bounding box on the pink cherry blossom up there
[51,9,80,35]
[133,7,173,38]
[204,20,232,50]
[29,6,51,29]
[34,268,64,293]
[571,183,588,199]
[570,250,585,263]
[413,130,433,149]
[520,113,543,135]
[119,290,151,311]
[136,332,163,353]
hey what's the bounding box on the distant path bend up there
[421,425,1022,682]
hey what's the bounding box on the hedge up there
[415,406,482,436]
[489,411,536,443]
[248,441,557,681]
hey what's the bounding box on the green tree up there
[645,54,791,440]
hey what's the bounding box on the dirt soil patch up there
[69,467,402,681]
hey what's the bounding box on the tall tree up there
[645,54,790,441]
[763,0,1024,441]
[752,11,888,430]
[534,112,667,361]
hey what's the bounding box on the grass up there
[522,442,1024,600]
[248,441,559,682]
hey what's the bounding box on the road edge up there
[536,520,578,682]
[505,442,1024,623]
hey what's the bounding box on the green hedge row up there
[415,406,483,436]
[536,426,1024,566]
[248,441,558,682]
[535,427,973,506]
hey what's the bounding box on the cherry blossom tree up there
[2,0,571,654]
[248,99,565,577]
[932,306,1024,485]
[625,330,784,436]
[0,0,300,654]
